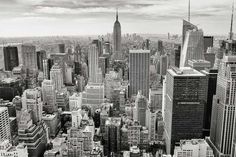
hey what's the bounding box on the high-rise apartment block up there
[50,53,67,82]
[42,79,57,113]
[50,63,64,91]
[133,91,148,126]
[22,44,37,71]
[21,88,43,124]
[0,107,11,141]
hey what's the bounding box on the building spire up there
[229,0,234,40]
[116,8,119,21]
[188,0,190,22]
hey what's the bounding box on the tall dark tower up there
[3,46,19,71]
[113,9,122,60]
[229,0,234,40]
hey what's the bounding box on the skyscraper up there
[0,77,24,101]
[18,109,47,157]
[0,107,11,141]
[180,29,205,67]
[182,20,198,47]
[88,44,99,83]
[164,67,207,154]
[208,56,236,156]
[58,43,65,53]
[133,91,148,126]
[174,44,181,68]
[43,59,49,79]
[92,39,103,57]
[158,40,164,55]
[21,88,43,124]
[201,68,218,137]
[42,80,57,114]
[50,53,67,82]
[203,36,214,53]
[22,44,37,71]
[229,0,234,40]
[160,54,168,76]
[104,117,121,156]
[50,63,64,91]
[37,50,46,71]
[3,46,19,71]
[113,10,122,60]
[129,50,150,98]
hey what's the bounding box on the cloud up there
[0,0,233,36]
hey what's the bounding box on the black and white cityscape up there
[0,0,235,157]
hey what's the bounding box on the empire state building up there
[113,10,122,60]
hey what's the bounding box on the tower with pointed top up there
[229,0,234,40]
[188,0,190,22]
[113,9,122,60]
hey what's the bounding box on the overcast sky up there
[0,0,234,37]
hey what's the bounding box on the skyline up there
[0,0,234,37]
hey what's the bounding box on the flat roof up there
[188,59,211,64]
[0,43,22,47]
[0,107,7,113]
[42,114,57,119]
[168,67,205,77]
[223,55,236,62]
[129,50,150,53]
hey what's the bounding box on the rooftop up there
[1,77,18,84]
[129,49,150,54]
[168,67,205,77]
[42,113,57,120]
[0,43,22,47]
[179,139,208,146]
[223,55,236,62]
[188,59,211,64]
[0,107,7,113]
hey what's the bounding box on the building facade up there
[129,50,150,98]
[42,79,57,114]
[3,46,19,71]
[0,107,11,141]
[164,67,207,154]
[50,63,64,91]
[209,56,236,156]
[180,29,205,67]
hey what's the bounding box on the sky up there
[0,0,234,37]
